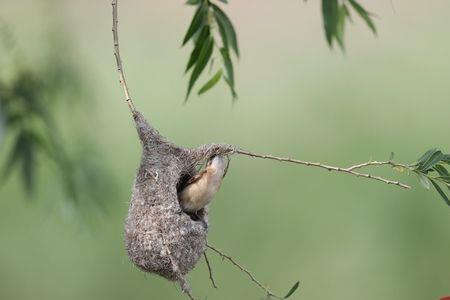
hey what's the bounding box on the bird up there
[178,155,229,214]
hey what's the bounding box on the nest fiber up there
[124,111,234,292]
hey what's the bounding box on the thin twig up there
[112,0,136,114]
[206,243,282,299]
[204,252,218,289]
[186,291,195,300]
[389,0,396,14]
[236,149,411,189]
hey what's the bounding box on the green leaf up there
[198,69,223,95]
[430,179,450,207]
[348,0,377,34]
[416,148,438,166]
[186,37,214,100]
[418,150,443,172]
[284,281,300,299]
[335,4,348,50]
[220,47,234,87]
[418,173,430,190]
[186,0,201,5]
[223,76,237,100]
[434,165,450,177]
[182,4,207,46]
[220,47,237,100]
[2,132,26,179]
[436,176,450,184]
[216,13,229,49]
[211,4,239,57]
[322,0,339,46]
[442,154,450,164]
[185,26,210,72]
[344,4,353,22]
[218,0,228,3]
[21,139,35,194]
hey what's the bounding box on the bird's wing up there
[186,169,207,185]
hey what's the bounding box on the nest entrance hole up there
[176,170,207,223]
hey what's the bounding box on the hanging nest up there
[124,111,235,293]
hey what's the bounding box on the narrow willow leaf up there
[348,0,377,34]
[343,4,353,22]
[186,0,201,5]
[284,281,300,299]
[223,76,237,100]
[442,154,450,164]
[434,165,450,190]
[336,4,347,50]
[322,0,339,46]
[198,69,223,95]
[220,47,234,86]
[2,132,25,179]
[211,4,239,57]
[185,26,210,72]
[434,165,450,176]
[186,37,214,100]
[182,4,207,46]
[419,150,443,172]
[416,148,438,166]
[430,179,450,207]
[418,173,430,190]
[436,176,450,184]
[21,140,35,194]
[216,12,229,49]
[218,0,228,3]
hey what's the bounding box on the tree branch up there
[235,149,411,189]
[206,243,283,299]
[112,0,136,114]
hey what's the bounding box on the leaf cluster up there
[183,0,238,101]
[0,27,114,208]
[320,0,376,50]
[0,69,62,194]
[412,149,450,206]
[181,0,379,98]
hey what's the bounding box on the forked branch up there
[207,243,283,299]
[204,252,218,289]
[236,149,411,189]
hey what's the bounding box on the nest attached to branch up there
[124,111,235,293]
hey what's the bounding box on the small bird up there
[179,155,229,214]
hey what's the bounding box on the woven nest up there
[124,111,235,293]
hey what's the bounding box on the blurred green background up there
[1,0,450,299]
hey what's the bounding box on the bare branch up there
[235,149,411,189]
[112,0,136,114]
[204,252,218,289]
[206,243,282,299]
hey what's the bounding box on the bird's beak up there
[223,156,230,177]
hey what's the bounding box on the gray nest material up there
[124,111,235,293]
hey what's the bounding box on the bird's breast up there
[179,173,223,213]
